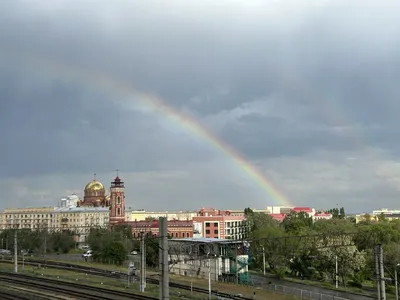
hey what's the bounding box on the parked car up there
[82,250,93,258]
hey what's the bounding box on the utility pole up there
[140,232,146,292]
[262,246,266,276]
[378,244,386,300]
[235,244,239,284]
[375,245,381,300]
[44,233,47,257]
[335,255,338,289]
[208,256,211,300]
[395,266,398,300]
[14,231,18,273]
[159,230,162,300]
[159,217,169,300]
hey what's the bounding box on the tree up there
[313,218,355,235]
[316,238,366,287]
[354,221,400,250]
[88,228,128,265]
[244,210,288,274]
[282,211,313,235]
[326,207,345,219]
[145,238,160,268]
[0,229,42,253]
[48,231,75,254]
[113,224,133,239]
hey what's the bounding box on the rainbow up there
[2,50,292,207]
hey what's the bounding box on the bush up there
[347,280,363,288]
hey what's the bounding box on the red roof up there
[269,213,287,221]
[292,207,312,213]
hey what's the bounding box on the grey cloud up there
[1,0,400,210]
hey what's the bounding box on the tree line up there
[87,225,160,267]
[245,207,400,291]
[0,229,75,254]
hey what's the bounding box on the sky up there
[0,0,399,213]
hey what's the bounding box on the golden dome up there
[105,194,110,201]
[85,180,104,191]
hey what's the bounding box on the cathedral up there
[79,175,110,207]
[78,173,126,226]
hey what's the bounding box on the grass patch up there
[166,273,300,300]
[251,272,377,297]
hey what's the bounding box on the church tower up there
[109,171,126,227]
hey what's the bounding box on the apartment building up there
[193,208,247,240]
[53,206,109,229]
[126,219,193,238]
[0,207,55,230]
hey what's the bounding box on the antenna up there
[94,173,96,180]
[116,169,119,177]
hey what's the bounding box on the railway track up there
[2,289,35,300]
[0,257,251,299]
[0,271,157,300]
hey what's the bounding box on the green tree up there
[88,228,128,265]
[282,211,313,235]
[354,221,400,250]
[313,218,355,235]
[145,238,160,268]
[317,240,366,287]
[244,210,288,273]
[326,207,345,219]
[48,231,75,254]
[0,229,42,253]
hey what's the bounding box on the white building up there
[168,238,250,283]
[60,194,80,208]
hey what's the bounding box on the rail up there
[1,257,252,299]
[0,271,157,300]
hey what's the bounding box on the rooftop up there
[170,237,241,244]
[53,206,109,213]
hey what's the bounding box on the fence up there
[267,283,349,300]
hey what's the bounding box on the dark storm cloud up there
[1,0,400,211]
[0,69,215,178]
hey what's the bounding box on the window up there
[214,222,219,227]
[206,229,210,234]
[117,208,121,216]
[206,223,210,227]
[117,196,121,204]
[214,230,218,234]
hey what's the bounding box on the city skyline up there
[1,1,400,212]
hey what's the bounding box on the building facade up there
[126,219,193,239]
[193,208,247,240]
[130,210,197,222]
[0,207,55,230]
